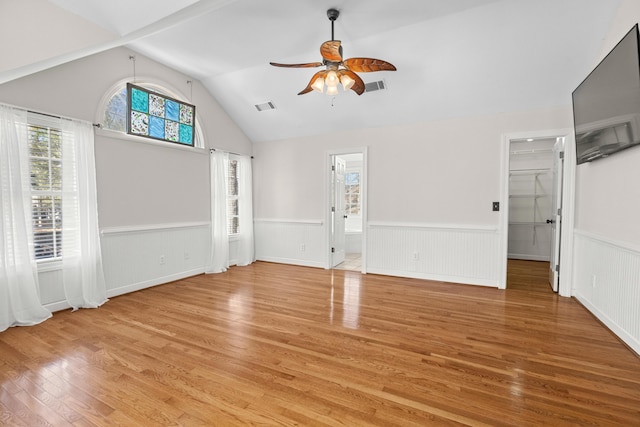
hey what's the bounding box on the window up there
[28,123,62,260]
[103,87,127,132]
[227,159,239,235]
[102,83,203,148]
[127,83,195,146]
[345,171,361,215]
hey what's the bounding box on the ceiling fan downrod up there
[327,8,339,41]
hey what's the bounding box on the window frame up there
[227,156,240,236]
[100,81,205,149]
[27,113,64,267]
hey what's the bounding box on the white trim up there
[96,127,207,154]
[101,221,209,235]
[106,268,206,299]
[254,218,324,225]
[574,295,640,356]
[368,222,498,232]
[574,229,640,254]
[499,128,576,294]
[256,257,325,269]
[365,268,499,288]
[326,147,368,273]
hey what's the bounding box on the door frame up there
[499,129,576,297]
[325,147,368,273]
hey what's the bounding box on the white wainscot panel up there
[255,219,325,268]
[573,231,640,355]
[101,223,209,298]
[346,232,362,254]
[367,223,501,287]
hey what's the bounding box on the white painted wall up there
[253,106,573,284]
[570,0,640,354]
[0,46,251,308]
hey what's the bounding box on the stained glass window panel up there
[149,94,165,117]
[130,111,148,135]
[166,100,179,122]
[180,104,194,125]
[179,124,193,144]
[127,83,195,146]
[131,88,148,113]
[149,116,165,139]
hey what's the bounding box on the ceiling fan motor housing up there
[327,8,340,21]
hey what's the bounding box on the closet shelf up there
[509,194,545,199]
[509,168,551,176]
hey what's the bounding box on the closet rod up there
[210,148,253,159]
[27,109,102,128]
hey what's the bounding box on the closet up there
[508,138,555,261]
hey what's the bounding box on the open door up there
[548,138,565,292]
[331,156,346,267]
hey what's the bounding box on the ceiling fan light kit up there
[270,8,396,96]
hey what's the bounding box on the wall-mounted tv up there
[572,24,640,164]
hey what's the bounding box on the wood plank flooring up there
[1,261,639,426]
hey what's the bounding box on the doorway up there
[504,135,565,292]
[327,149,366,272]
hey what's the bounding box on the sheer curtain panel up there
[61,119,108,309]
[207,150,229,273]
[236,155,255,266]
[0,105,51,331]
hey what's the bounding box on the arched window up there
[101,82,204,148]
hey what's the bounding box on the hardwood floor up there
[1,261,639,426]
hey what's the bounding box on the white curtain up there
[206,150,229,273]
[236,155,255,266]
[0,105,52,331]
[61,119,108,309]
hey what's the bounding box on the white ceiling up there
[39,0,623,142]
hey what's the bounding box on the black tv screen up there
[572,24,640,164]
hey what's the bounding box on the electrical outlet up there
[160,255,165,265]
[413,252,419,261]
[184,252,190,260]
[492,201,500,211]
[300,243,306,252]
[591,275,596,288]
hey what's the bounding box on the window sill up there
[37,259,62,273]
[96,128,207,154]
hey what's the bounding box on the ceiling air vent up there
[255,101,276,112]
[364,80,386,93]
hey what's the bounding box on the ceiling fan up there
[270,8,396,96]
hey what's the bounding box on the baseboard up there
[106,268,206,298]
[257,256,325,269]
[574,293,640,356]
[366,267,499,288]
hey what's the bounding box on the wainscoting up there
[254,219,326,268]
[367,222,501,287]
[573,230,640,355]
[255,219,502,287]
[100,222,210,299]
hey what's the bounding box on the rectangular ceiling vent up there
[364,80,387,93]
[255,101,276,112]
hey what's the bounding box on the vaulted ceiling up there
[2,0,622,142]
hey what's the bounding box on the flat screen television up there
[572,24,640,164]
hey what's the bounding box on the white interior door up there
[548,139,564,292]
[331,157,346,267]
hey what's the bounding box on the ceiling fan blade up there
[340,70,365,96]
[320,40,343,62]
[343,58,397,72]
[298,70,328,95]
[270,62,323,68]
